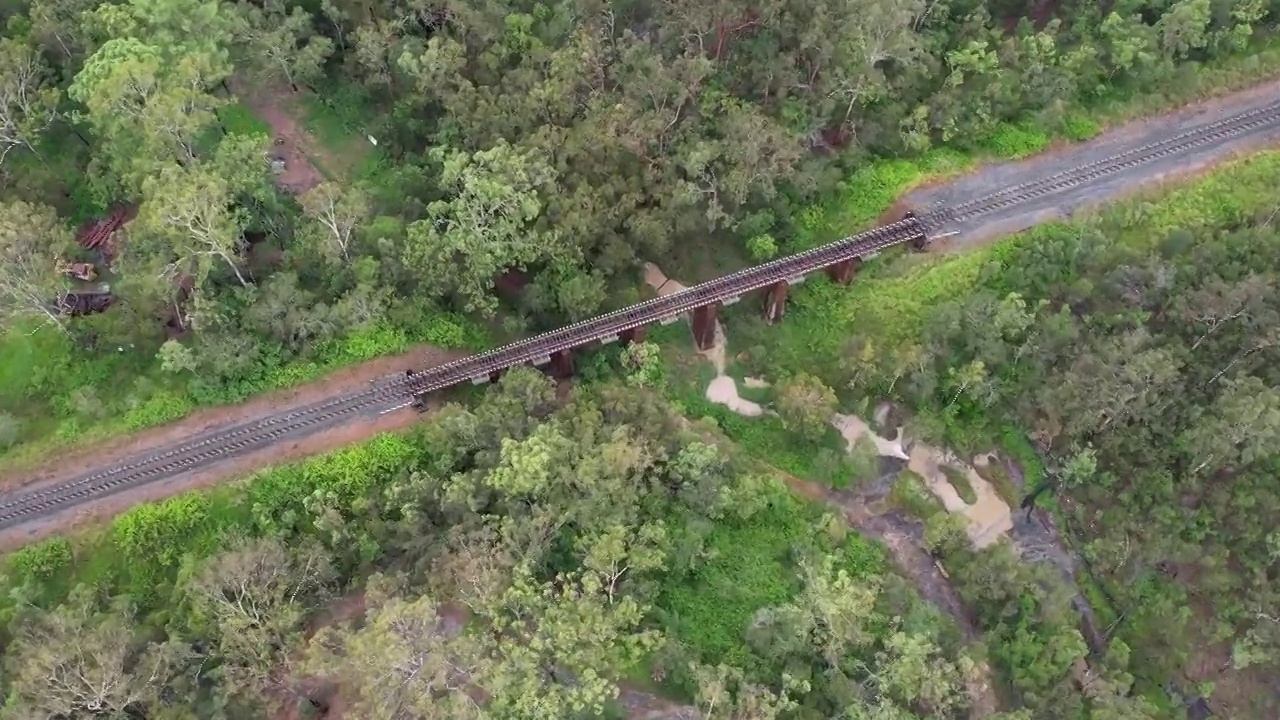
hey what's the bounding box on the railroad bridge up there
[406,212,934,401]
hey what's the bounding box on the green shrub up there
[323,324,410,365]
[416,312,488,350]
[248,433,421,534]
[112,492,222,602]
[890,470,944,519]
[1061,113,1100,141]
[980,122,1050,159]
[746,233,778,261]
[122,389,195,431]
[8,537,73,583]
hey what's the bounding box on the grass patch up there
[656,478,888,668]
[889,470,944,520]
[296,84,388,183]
[939,464,978,505]
[217,102,272,137]
[657,485,810,665]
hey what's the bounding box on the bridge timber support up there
[621,325,647,344]
[826,257,861,285]
[549,349,574,378]
[691,304,718,351]
[763,280,788,324]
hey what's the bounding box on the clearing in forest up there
[228,78,373,189]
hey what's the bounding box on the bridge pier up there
[472,369,504,385]
[621,325,647,344]
[691,304,718,351]
[549,349,574,378]
[826,257,861,285]
[763,281,789,324]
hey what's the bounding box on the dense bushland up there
[711,152,1280,719]
[0,368,1009,720]
[3,0,1280,457]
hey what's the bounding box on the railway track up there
[5,99,1280,532]
[919,98,1280,226]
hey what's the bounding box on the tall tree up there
[180,535,335,696]
[0,38,61,166]
[4,590,191,718]
[0,199,74,333]
[298,181,370,262]
[307,588,489,720]
[404,141,571,314]
[234,0,334,91]
[481,565,662,720]
[70,38,228,187]
[132,160,251,293]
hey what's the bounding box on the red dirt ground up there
[228,77,328,194]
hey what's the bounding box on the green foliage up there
[248,433,421,536]
[0,431,422,618]
[1059,113,1101,142]
[122,388,195,430]
[8,537,73,585]
[317,323,409,364]
[216,102,271,138]
[978,122,1050,159]
[112,492,221,602]
[746,233,778,262]
[657,485,811,664]
[621,341,664,388]
[889,471,944,520]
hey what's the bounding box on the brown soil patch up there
[0,344,460,494]
[228,77,330,194]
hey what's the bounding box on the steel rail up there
[403,217,927,395]
[920,98,1280,226]
[5,98,1280,530]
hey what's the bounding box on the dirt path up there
[903,78,1280,251]
[227,77,330,193]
